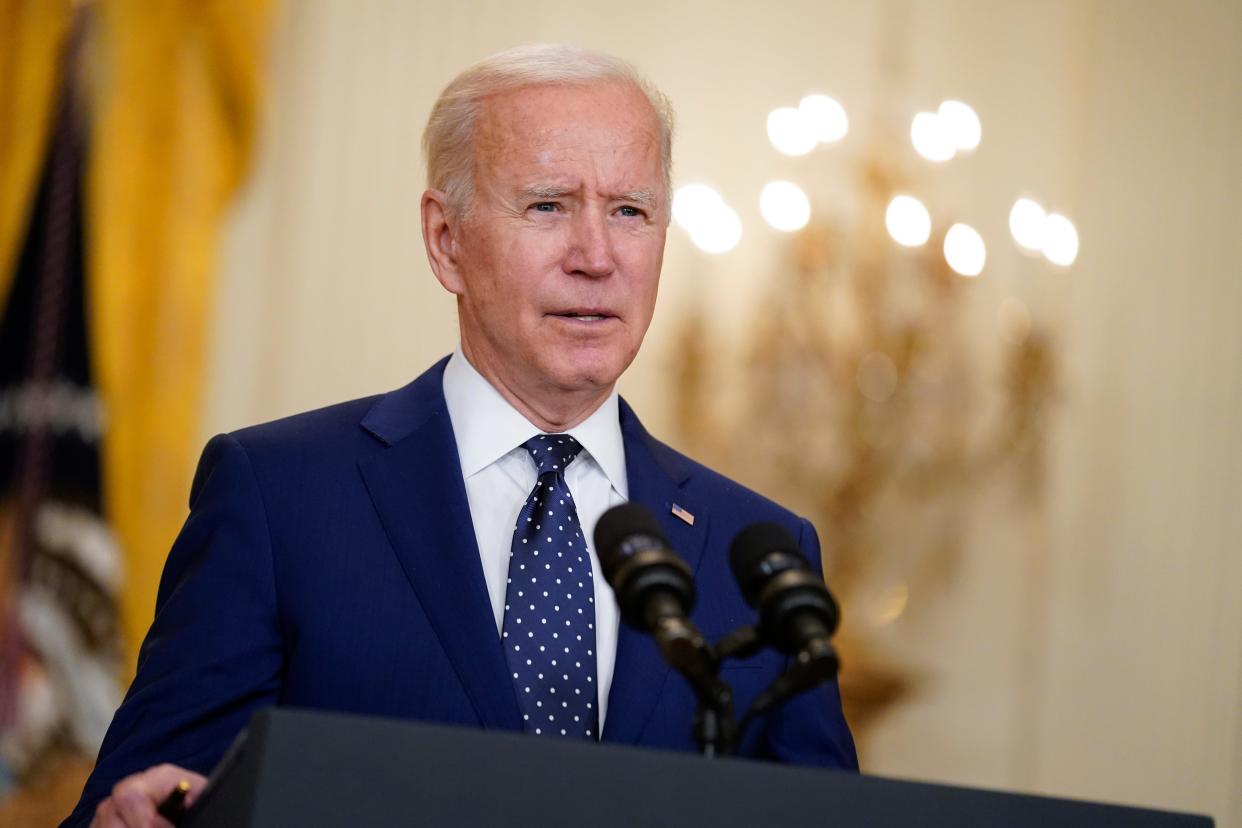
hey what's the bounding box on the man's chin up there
[542,351,630,395]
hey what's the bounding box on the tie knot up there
[522,434,583,475]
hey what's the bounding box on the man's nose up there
[563,209,616,278]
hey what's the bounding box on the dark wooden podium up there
[183,708,1211,827]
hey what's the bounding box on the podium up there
[184,708,1211,827]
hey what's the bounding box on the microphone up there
[729,522,841,735]
[728,522,839,658]
[594,502,733,755]
[593,503,708,676]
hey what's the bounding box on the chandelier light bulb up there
[767,106,817,156]
[937,100,981,152]
[1042,212,1079,266]
[1009,197,1047,252]
[943,223,986,277]
[672,183,725,230]
[672,183,742,254]
[759,180,812,232]
[799,94,849,144]
[856,352,899,403]
[997,297,1032,345]
[885,195,932,247]
[689,205,743,254]
[910,111,955,162]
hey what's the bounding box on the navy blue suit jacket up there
[66,359,856,825]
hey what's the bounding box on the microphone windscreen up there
[593,502,666,565]
[593,503,691,624]
[729,522,801,605]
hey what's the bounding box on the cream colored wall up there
[205,1,1242,823]
[1038,1,1242,814]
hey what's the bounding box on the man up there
[69,44,857,827]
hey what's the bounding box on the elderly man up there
[69,44,856,827]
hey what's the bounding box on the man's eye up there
[617,205,644,218]
[532,202,559,212]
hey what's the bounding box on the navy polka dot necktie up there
[504,434,601,739]
[502,434,599,739]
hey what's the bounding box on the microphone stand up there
[691,677,734,759]
[733,634,839,746]
[651,617,841,756]
[648,610,735,757]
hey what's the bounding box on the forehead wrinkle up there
[472,84,667,209]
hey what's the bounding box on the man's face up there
[445,81,667,401]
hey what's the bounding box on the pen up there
[156,779,191,825]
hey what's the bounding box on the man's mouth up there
[551,310,613,322]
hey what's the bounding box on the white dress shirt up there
[441,349,625,727]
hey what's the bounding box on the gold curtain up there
[85,0,274,666]
[2,0,274,669]
[0,5,273,817]
[0,0,69,309]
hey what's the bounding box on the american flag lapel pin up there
[670,503,695,526]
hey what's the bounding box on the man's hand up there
[90,764,207,828]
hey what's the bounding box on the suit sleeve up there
[62,434,284,827]
[758,516,860,770]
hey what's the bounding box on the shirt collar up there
[442,348,628,496]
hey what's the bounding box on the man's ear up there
[421,189,465,295]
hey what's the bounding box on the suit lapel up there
[356,367,706,743]
[357,359,522,731]
[602,401,710,744]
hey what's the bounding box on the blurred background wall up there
[2,0,1240,824]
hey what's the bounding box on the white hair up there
[422,43,675,215]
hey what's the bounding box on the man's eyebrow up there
[519,185,575,200]
[516,186,659,208]
[616,190,658,207]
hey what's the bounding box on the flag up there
[0,1,273,819]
